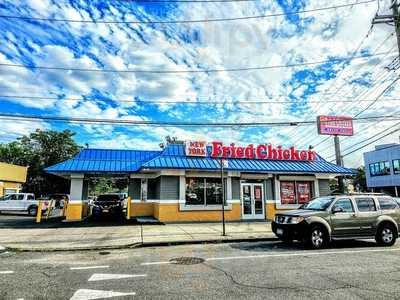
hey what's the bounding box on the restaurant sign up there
[317,115,354,136]
[185,141,316,161]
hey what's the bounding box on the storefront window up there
[186,177,222,205]
[280,181,313,205]
[369,161,390,176]
[393,159,400,174]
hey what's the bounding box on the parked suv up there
[91,194,123,217]
[0,193,47,216]
[272,193,400,249]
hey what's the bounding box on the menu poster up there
[280,182,295,204]
[296,182,311,203]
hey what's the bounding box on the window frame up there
[393,159,400,175]
[369,161,391,176]
[185,177,224,206]
[355,197,377,212]
[279,180,314,205]
[332,198,355,213]
[377,197,399,210]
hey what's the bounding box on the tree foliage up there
[0,129,81,196]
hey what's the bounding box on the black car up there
[91,194,123,216]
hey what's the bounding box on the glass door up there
[241,183,265,220]
[241,184,253,219]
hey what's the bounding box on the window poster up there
[280,182,295,204]
[296,182,311,203]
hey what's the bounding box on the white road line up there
[70,266,109,270]
[88,273,147,282]
[0,270,14,274]
[141,261,171,266]
[140,247,400,266]
[69,289,135,300]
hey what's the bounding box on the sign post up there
[220,159,227,236]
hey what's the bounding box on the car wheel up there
[306,225,328,249]
[28,206,38,216]
[376,223,397,246]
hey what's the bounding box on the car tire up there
[376,223,397,247]
[28,206,38,216]
[306,225,328,249]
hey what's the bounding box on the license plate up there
[276,228,284,235]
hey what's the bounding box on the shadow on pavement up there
[230,239,379,252]
[0,213,146,229]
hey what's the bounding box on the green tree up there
[353,166,367,192]
[0,129,81,196]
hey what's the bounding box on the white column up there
[179,175,186,204]
[314,179,320,197]
[226,176,232,203]
[70,174,84,203]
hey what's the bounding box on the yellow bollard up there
[36,201,42,223]
[126,197,131,220]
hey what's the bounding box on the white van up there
[0,193,47,216]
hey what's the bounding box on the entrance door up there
[241,183,265,220]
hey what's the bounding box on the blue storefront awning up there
[46,144,354,175]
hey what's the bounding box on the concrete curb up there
[3,236,279,252]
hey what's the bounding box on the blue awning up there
[45,144,354,175]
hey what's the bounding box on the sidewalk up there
[0,222,276,252]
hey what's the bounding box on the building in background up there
[46,141,353,222]
[364,144,400,196]
[0,162,28,197]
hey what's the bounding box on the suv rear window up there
[355,197,376,212]
[96,195,121,202]
[378,197,398,210]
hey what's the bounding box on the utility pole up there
[334,135,345,193]
[220,158,226,236]
[372,0,400,57]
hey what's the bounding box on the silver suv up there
[272,193,400,249]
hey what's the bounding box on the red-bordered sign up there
[317,116,354,136]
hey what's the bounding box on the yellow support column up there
[36,201,42,223]
[126,197,131,220]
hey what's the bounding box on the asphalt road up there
[1,240,400,300]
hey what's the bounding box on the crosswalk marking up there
[70,289,135,300]
[0,270,14,274]
[88,273,147,282]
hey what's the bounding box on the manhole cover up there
[169,257,205,265]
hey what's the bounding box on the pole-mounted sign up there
[317,115,354,136]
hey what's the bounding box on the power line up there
[4,94,400,104]
[0,113,400,127]
[329,125,400,161]
[0,51,391,74]
[0,0,375,24]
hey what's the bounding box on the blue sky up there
[0,0,398,167]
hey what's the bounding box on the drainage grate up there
[169,257,205,265]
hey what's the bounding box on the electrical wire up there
[0,51,390,74]
[0,0,375,24]
[0,113,399,127]
[4,94,400,104]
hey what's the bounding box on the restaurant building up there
[46,141,354,222]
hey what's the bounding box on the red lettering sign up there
[186,141,317,161]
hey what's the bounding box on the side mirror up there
[332,206,344,214]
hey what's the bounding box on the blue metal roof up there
[46,144,354,175]
[45,149,161,173]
